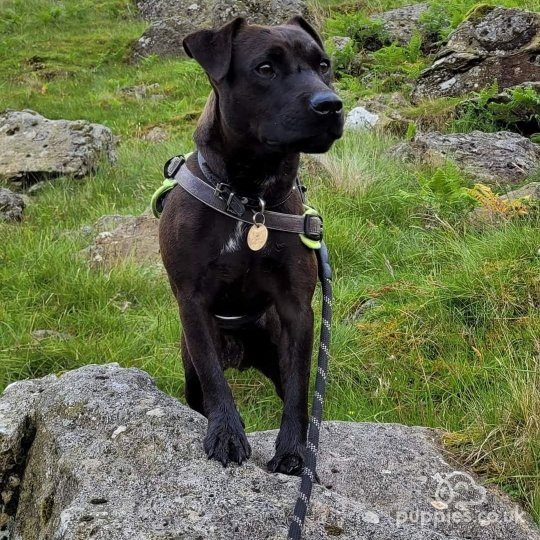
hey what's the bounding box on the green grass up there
[1,0,540,525]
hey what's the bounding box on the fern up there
[407,30,423,63]
[396,163,477,220]
[489,86,540,125]
[466,184,531,219]
[325,38,358,74]
[453,83,540,136]
[419,0,480,43]
[371,40,428,80]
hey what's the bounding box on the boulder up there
[131,17,199,60]
[132,0,309,60]
[412,7,540,102]
[120,83,163,100]
[82,214,161,268]
[0,188,25,222]
[0,110,116,185]
[390,131,540,185]
[500,182,540,201]
[141,126,168,143]
[375,3,429,47]
[1,363,539,539]
[345,106,380,130]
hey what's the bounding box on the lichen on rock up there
[412,7,540,102]
[0,364,539,539]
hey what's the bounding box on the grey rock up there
[375,3,429,47]
[120,83,162,99]
[132,0,309,59]
[0,110,116,184]
[331,36,352,52]
[79,225,94,236]
[30,329,72,341]
[0,373,58,537]
[501,181,540,201]
[131,17,199,60]
[136,0,203,21]
[345,106,380,130]
[141,126,168,143]
[359,92,410,113]
[1,364,539,539]
[412,7,540,102]
[390,131,540,185]
[82,214,161,268]
[350,298,378,320]
[0,188,25,222]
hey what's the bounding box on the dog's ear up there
[287,16,324,49]
[183,18,246,82]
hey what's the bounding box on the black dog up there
[159,16,343,474]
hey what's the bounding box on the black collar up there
[197,150,301,210]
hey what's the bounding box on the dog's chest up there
[220,221,247,255]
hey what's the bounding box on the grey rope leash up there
[287,241,333,540]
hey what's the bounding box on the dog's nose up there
[309,92,343,115]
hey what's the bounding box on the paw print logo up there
[434,472,487,510]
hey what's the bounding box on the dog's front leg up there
[268,302,314,475]
[179,301,251,466]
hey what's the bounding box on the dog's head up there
[184,17,344,154]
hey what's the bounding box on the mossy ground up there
[1,0,540,523]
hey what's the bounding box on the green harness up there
[151,178,176,218]
[151,158,322,250]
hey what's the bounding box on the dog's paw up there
[267,451,304,475]
[204,409,251,467]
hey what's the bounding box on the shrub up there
[325,37,359,75]
[397,163,477,220]
[419,1,487,43]
[360,33,429,93]
[453,83,540,137]
[325,12,388,51]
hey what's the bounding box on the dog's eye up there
[320,60,330,74]
[256,63,275,78]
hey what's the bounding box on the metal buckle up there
[304,214,323,241]
[212,182,244,216]
[214,182,230,197]
[226,193,246,217]
[225,192,236,210]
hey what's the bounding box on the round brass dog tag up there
[247,223,268,251]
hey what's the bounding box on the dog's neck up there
[193,92,300,202]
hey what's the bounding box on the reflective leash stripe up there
[287,243,332,540]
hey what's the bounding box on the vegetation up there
[1,0,540,526]
[453,83,540,138]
